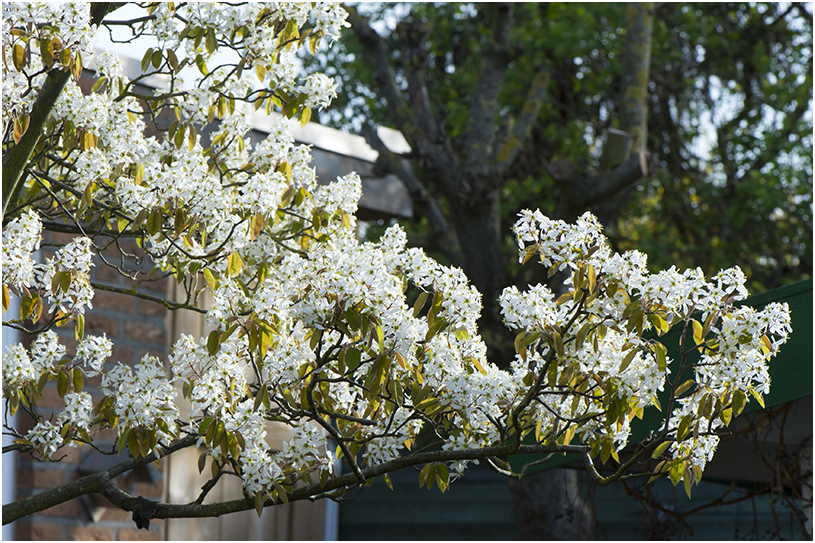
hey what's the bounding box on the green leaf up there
[207,330,220,355]
[677,414,692,442]
[174,122,186,149]
[299,106,312,127]
[435,463,449,493]
[382,473,394,491]
[669,461,683,486]
[720,407,732,426]
[732,389,746,416]
[203,268,217,290]
[649,313,669,335]
[2,284,9,312]
[146,208,162,236]
[553,331,565,359]
[273,481,289,504]
[205,27,216,54]
[413,291,430,317]
[72,367,83,393]
[345,348,361,372]
[575,322,591,351]
[57,369,69,397]
[655,342,667,373]
[151,48,162,69]
[40,38,54,68]
[309,328,323,350]
[651,441,672,459]
[750,389,765,409]
[619,348,637,373]
[675,379,695,397]
[255,62,267,81]
[91,76,107,93]
[74,313,85,341]
[167,49,179,72]
[254,491,265,517]
[227,252,243,276]
[692,319,704,347]
[375,324,384,350]
[419,463,435,489]
[12,43,25,71]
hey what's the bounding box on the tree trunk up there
[509,469,594,540]
[449,192,514,363]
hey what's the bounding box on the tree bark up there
[509,469,593,540]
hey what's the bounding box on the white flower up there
[76,334,113,376]
[58,391,93,432]
[298,73,338,110]
[27,421,64,460]
[1,208,42,290]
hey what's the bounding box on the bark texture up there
[509,469,593,540]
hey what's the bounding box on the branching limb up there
[491,68,552,180]
[360,123,465,268]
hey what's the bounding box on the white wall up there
[2,294,20,541]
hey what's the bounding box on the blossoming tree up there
[2,1,792,528]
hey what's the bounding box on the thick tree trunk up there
[449,192,514,363]
[509,469,594,540]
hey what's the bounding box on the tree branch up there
[2,434,592,526]
[360,123,465,268]
[619,2,654,153]
[2,434,197,525]
[491,68,552,179]
[145,442,592,521]
[345,7,415,141]
[397,18,440,143]
[2,2,117,221]
[460,3,515,168]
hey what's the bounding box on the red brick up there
[92,426,119,442]
[67,525,113,541]
[16,414,35,434]
[94,263,125,284]
[94,290,135,312]
[37,386,66,409]
[47,231,77,246]
[39,497,81,517]
[123,321,166,346]
[112,345,136,365]
[61,446,82,464]
[16,521,64,540]
[96,503,131,522]
[117,528,162,541]
[134,481,163,499]
[84,371,104,388]
[137,299,167,317]
[139,277,170,296]
[85,314,120,337]
[32,468,66,488]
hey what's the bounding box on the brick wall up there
[12,231,171,541]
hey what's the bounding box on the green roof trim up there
[509,278,813,474]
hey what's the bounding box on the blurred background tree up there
[306,2,811,292]
[303,2,812,538]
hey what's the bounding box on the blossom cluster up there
[2,2,94,123]
[506,210,792,482]
[1,1,794,504]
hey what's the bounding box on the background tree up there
[306,2,812,293]
[0,2,797,537]
[302,1,812,537]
